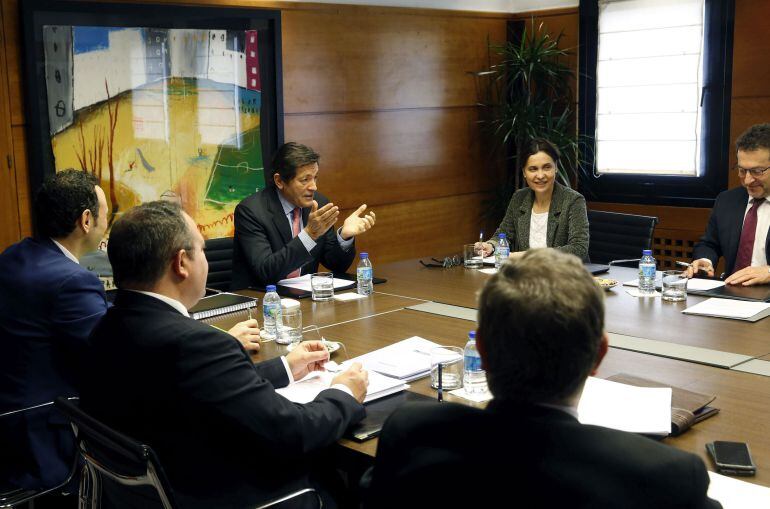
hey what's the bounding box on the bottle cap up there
[498,233,507,239]
[468,331,476,340]
[642,250,652,256]
[360,252,368,259]
[266,285,277,292]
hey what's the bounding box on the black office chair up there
[587,210,659,267]
[205,237,235,291]
[0,399,80,508]
[54,398,322,509]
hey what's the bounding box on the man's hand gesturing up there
[304,200,339,240]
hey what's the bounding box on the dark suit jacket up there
[0,237,108,491]
[693,186,769,276]
[80,291,365,509]
[363,401,721,509]
[231,188,356,289]
[489,182,589,261]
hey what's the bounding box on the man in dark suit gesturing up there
[0,169,109,497]
[232,142,376,289]
[81,201,368,508]
[364,249,720,509]
[689,123,770,285]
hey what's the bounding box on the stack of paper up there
[683,298,770,322]
[707,471,770,508]
[276,368,406,404]
[350,336,446,381]
[577,377,672,435]
[687,279,726,291]
[277,274,355,292]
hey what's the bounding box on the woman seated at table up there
[478,138,589,261]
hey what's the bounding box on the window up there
[579,0,735,207]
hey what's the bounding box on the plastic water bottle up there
[463,331,487,394]
[638,249,657,295]
[495,233,510,269]
[262,285,282,340]
[357,252,373,296]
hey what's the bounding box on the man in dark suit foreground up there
[0,170,108,499]
[364,249,721,509]
[689,123,770,285]
[81,201,368,508]
[232,142,376,289]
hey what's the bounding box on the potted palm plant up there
[473,20,586,222]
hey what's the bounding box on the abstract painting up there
[23,2,283,251]
[42,25,266,239]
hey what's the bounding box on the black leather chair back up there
[205,237,234,291]
[54,397,177,509]
[587,210,658,264]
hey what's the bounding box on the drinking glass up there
[661,270,687,302]
[463,244,483,269]
[311,272,334,301]
[430,346,463,390]
[277,307,302,346]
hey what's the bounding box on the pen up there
[675,261,692,268]
[437,362,443,402]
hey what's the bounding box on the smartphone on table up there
[706,441,756,476]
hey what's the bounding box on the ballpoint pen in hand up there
[675,261,692,268]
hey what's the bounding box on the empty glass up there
[430,346,463,390]
[661,270,688,302]
[463,244,483,269]
[277,307,302,346]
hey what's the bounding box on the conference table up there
[216,259,770,489]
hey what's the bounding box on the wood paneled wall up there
[0,0,529,261]
[587,0,770,267]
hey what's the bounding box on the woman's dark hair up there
[520,138,561,172]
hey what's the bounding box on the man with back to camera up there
[231,142,376,289]
[363,249,720,509]
[688,123,770,285]
[80,200,368,508]
[0,169,108,503]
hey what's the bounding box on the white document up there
[278,274,355,291]
[276,369,406,404]
[707,471,770,509]
[624,288,661,298]
[683,298,770,322]
[350,336,446,380]
[624,276,723,292]
[478,268,498,275]
[687,279,726,291]
[577,377,672,435]
[333,292,367,302]
[482,255,496,265]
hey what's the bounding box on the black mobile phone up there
[706,441,756,476]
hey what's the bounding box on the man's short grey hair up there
[108,201,195,289]
[477,248,605,404]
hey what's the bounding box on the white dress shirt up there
[276,191,353,261]
[52,239,79,264]
[743,197,770,267]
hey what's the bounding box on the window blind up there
[596,0,705,175]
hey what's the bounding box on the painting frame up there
[21,0,284,235]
